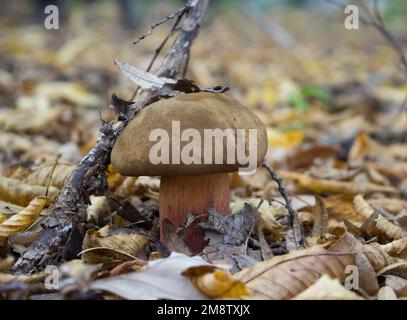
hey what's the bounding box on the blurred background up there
[0,0,406,193]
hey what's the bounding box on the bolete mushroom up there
[111,92,267,253]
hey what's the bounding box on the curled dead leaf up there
[0,196,49,246]
[81,225,149,266]
[182,265,248,299]
[279,171,398,195]
[354,195,407,240]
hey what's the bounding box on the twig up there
[12,0,210,274]
[262,159,305,249]
[132,5,187,46]
[129,8,186,101]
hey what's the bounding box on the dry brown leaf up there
[367,198,407,215]
[381,237,407,258]
[0,107,64,135]
[231,198,284,240]
[182,265,248,299]
[348,132,388,163]
[312,195,328,238]
[370,162,407,181]
[0,176,58,206]
[0,256,15,272]
[354,195,407,240]
[0,196,49,246]
[325,194,363,222]
[384,275,407,297]
[292,274,364,300]
[0,200,24,216]
[80,247,138,266]
[0,272,46,285]
[234,239,356,300]
[279,171,398,195]
[34,81,101,107]
[0,214,5,224]
[365,164,390,186]
[81,225,149,265]
[24,163,75,189]
[108,259,148,277]
[354,251,380,295]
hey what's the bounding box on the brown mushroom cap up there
[111,92,268,176]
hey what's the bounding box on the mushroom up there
[111,92,267,253]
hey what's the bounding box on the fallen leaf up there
[0,176,58,206]
[0,196,49,246]
[182,265,248,298]
[292,275,363,300]
[91,252,211,300]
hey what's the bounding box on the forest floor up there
[0,2,406,300]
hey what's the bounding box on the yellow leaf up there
[279,170,399,195]
[0,176,59,206]
[0,196,49,246]
[267,128,303,148]
[81,225,149,266]
[182,266,249,299]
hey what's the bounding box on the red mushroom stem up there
[159,172,230,254]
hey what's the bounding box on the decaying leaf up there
[0,272,46,285]
[24,163,75,189]
[279,171,399,195]
[0,256,15,272]
[234,241,354,299]
[381,237,407,258]
[182,265,248,298]
[0,176,58,206]
[384,275,407,297]
[81,225,149,265]
[231,198,284,240]
[292,275,364,300]
[354,195,407,240]
[0,196,49,246]
[199,204,256,246]
[234,233,390,300]
[311,195,328,238]
[91,252,211,300]
[34,81,101,107]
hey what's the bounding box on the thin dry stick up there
[132,5,187,45]
[129,7,187,101]
[262,159,305,249]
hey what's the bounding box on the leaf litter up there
[0,1,407,300]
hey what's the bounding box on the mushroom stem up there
[159,172,230,254]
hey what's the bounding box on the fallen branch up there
[12,0,210,274]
